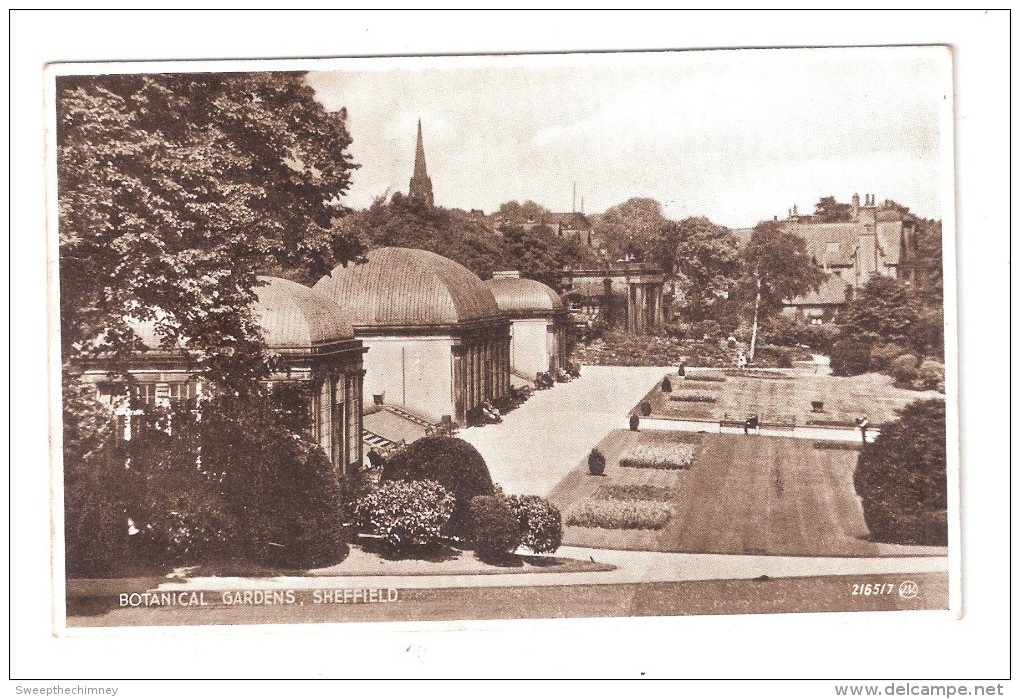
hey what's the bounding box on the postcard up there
[48,46,957,634]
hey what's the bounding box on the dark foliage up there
[829,338,872,377]
[382,436,495,538]
[468,495,522,562]
[854,400,947,545]
[505,495,563,554]
[62,373,127,576]
[587,447,607,476]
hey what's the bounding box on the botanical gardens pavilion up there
[313,247,511,427]
[82,276,367,474]
[485,271,569,380]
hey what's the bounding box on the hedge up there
[505,495,562,554]
[853,399,947,545]
[355,480,455,552]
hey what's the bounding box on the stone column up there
[627,284,636,333]
[452,346,466,425]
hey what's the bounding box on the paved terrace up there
[460,365,672,496]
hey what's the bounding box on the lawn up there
[642,368,941,426]
[547,430,948,558]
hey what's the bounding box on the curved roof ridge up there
[485,276,564,313]
[313,247,502,328]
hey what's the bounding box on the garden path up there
[459,365,671,496]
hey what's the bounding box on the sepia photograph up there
[10,8,1011,688]
[51,46,956,630]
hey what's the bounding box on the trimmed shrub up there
[829,338,872,376]
[382,436,494,537]
[587,447,606,476]
[889,353,920,387]
[629,414,640,431]
[468,495,522,561]
[661,376,672,392]
[506,495,562,554]
[619,442,695,470]
[567,500,672,530]
[869,342,907,371]
[915,358,946,393]
[854,400,947,545]
[776,350,794,369]
[355,480,455,552]
[639,401,652,416]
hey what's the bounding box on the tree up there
[497,200,552,226]
[741,221,826,359]
[342,194,506,279]
[854,399,947,545]
[499,224,569,289]
[839,276,918,346]
[592,197,670,262]
[813,196,853,222]
[662,217,741,323]
[57,72,362,393]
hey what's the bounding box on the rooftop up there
[313,247,503,330]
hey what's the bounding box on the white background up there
[7,9,1012,692]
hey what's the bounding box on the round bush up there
[889,353,920,386]
[640,401,652,416]
[587,447,606,476]
[869,342,907,371]
[854,399,947,545]
[829,338,872,376]
[382,436,494,537]
[661,376,672,392]
[355,480,455,552]
[468,495,522,561]
[506,495,563,554]
[915,358,945,393]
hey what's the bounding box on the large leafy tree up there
[496,200,552,226]
[813,195,853,222]
[343,193,506,279]
[741,220,826,359]
[592,197,670,262]
[662,217,741,323]
[57,71,362,392]
[839,275,918,346]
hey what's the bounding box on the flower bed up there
[566,500,673,530]
[722,369,791,379]
[813,441,863,451]
[619,442,695,470]
[592,483,676,502]
[682,374,726,383]
[669,394,717,403]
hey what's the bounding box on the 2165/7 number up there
[851,583,895,596]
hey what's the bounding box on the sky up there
[306,47,950,229]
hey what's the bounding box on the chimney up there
[492,270,521,279]
[851,193,860,220]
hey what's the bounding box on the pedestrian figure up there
[736,351,747,371]
[856,415,869,444]
[743,415,759,435]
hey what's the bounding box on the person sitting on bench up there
[743,415,759,435]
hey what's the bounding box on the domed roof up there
[123,277,353,353]
[313,247,502,329]
[253,276,354,349]
[485,276,564,314]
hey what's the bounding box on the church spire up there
[408,119,434,207]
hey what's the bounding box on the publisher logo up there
[898,581,919,599]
